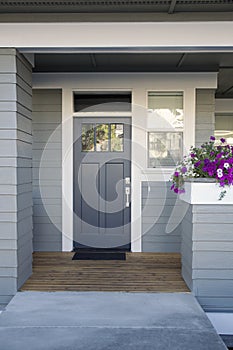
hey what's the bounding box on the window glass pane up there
[82,124,94,152]
[148,92,183,129]
[74,92,131,112]
[96,124,109,152]
[111,124,124,152]
[148,132,183,167]
[215,114,233,145]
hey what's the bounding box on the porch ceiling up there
[33,52,233,98]
[0,0,233,13]
[0,0,233,22]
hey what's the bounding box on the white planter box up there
[180,181,233,204]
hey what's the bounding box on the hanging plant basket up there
[170,136,233,201]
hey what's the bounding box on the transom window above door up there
[82,123,124,152]
[74,91,131,113]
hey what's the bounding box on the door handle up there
[125,187,131,207]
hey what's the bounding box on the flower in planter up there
[170,136,233,199]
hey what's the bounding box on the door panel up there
[105,163,124,229]
[80,163,100,234]
[73,117,131,250]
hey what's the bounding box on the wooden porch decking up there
[20,252,189,293]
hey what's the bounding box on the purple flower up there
[174,188,179,194]
[208,170,215,176]
[190,153,195,158]
[210,136,215,141]
[181,166,187,174]
[174,171,179,177]
[171,184,175,190]
[220,138,226,143]
[194,161,201,168]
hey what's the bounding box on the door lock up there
[125,177,131,185]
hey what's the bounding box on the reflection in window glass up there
[82,124,94,151]
[215,114,233,145]
[82,123,124,152]
[148,132,183,167]
[111,124,124,152]
[148,92,183,129]
[96,124,109,152]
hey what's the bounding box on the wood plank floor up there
[20,252,190,293]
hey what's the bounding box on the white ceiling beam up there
[0,22,233,51]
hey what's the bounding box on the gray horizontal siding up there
[195,89,215,147]
[181,205,193,291]
[32,89,62,252]
[181,203,233,312]
[142,181,182,253]
[16,53,33,291]
[0,49,32,304]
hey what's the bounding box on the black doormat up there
[72,250,126,261]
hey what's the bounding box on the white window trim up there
[73,112,132,117]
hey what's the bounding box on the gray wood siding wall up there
[0,49,32,304]
[32,89,62,251]
[195,89,215,147]
[181,205,193,291]
[181,204,233,312]
[142,181,182,252]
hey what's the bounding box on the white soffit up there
[0,22,233,51]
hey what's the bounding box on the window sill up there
[142,168,174,174]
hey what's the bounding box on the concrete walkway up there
[0,292,227,350]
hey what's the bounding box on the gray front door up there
[73,117,131,250]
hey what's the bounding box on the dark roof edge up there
[0,12,233,23]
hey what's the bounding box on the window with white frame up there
[215,113,233,145]
[147,92,183,168]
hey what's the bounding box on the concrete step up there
[0,292,228,350]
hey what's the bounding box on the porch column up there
[0,49,33,305]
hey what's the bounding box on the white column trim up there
[62,88,73,251]
[184,88,196,152]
